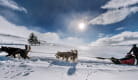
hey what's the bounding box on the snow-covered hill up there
[0,33,27,45]
[0,30,137,80]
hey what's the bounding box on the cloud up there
[0,0,27,13]
[42,32,60,43]
[89,7,138,25]
[116,27,124,31]
[89,0,138,25]
[0,16,34,38]
[102,0,138,9]
[0,15,85,46]
[98,33,105,38]
[0,15,60,42]
[91,31,138,46]
[39,33,85,46]
[62,37,85,45]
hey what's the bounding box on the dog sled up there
[95,56,137,65]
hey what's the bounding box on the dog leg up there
[6,54,10,57]
[13,53,17,58]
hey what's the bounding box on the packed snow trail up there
[0,44,138,80]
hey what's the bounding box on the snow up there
[0,30,138,80]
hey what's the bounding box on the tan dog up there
[55,50,78,62]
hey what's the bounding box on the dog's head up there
[71,49,78,54]
[1,46,8,51]
[25,45,31,52]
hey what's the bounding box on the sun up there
[78,22,86,31]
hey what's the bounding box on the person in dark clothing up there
[127,44,138,59]
[111,44,138,65]
[120,44,138,60]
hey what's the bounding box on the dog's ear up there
[25,45,28,49]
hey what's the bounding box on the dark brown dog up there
[0,45,31,59]
[1,46,20,57]
[13,45,31,59]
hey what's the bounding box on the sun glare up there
[78,22,86,31]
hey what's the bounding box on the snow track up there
[0,54,138,80]
[0,43,138,80]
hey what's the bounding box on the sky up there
[0,0,138,46]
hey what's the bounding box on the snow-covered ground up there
[0,34,138,80]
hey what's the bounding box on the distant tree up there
[28,33,40,45]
